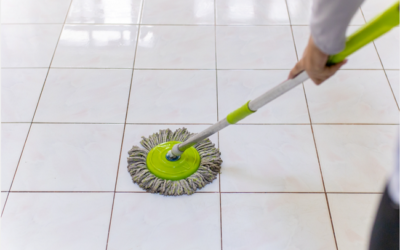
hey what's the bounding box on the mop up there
[127,2,399,196]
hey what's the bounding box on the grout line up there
[1,67,392,71]
[1,192,11,217]
[327,192,384,194]
[1,121,399,126]
[309,121,340,250]
[1,0,75,217]
[308,109,340,250]
[285,2,339,248]
[359,7,400,111]
[311,123,399,125]
[9,122,125,125]
[214,2,223,249]
[2,67,50,69]
[2,122,398,125]
[6,191,116,193]
[2,67,393,71]
[105,0,145,248]
[2,190,384,194]
[218,191,326,194]
[1,23,365,27]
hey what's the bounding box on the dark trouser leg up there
[369,185,399,250]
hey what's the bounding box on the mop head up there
[127,128,222,196]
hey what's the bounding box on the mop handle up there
[171,1,399,155]
[173,71,309,154]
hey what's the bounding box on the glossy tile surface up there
[67,0,142,24]
[35,69,132,123]
[292,26,382,69]
[328,194,381,250]
[216,26,297,69]
[2,69,47,122]
[374,28,399,70]
[386,70,399,105]
[117,124,219,192]
[313,125,397,192]
[1,124,31,191]
[220,125,324,192]
[52,25,138,68]
[2,193,113,250]
[216,0,289,25]
[142,0,214,24]
[135,26,215,69]
[304,70,399,124]
[108,193,221,250]
[217,70,310,123]
[12,124,124,191]
[221,193,336,250]
[2,0,398,248]
[127,70,217,123]
[1,0,71,23]
[2,25,62,67]
[287,0,365,25]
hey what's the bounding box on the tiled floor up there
[1,0,399,249]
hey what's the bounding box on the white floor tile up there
[1,24,62,67]
[141,0,214,25]
[127,70,217,123]
[2,193,113,250]
[292,26,382,69]
[2,0,396,247]
[313,125,397,192]
[221,193,336,250]
[217,70,310,123]
[108,193,221,250]
[374,28,399,70]
[135,26,215,69]
[117,124,219,192]
[216,26,297,69]
[2,69,47,122]
[287,0,365,25]
[1,124,31,191]
[219,125,324,192]
[12,124,124,191]
[386,70,399,105]
[216,0,289,25]
[360,0,398,22]
[67,0,142,24]
[1,0,71,23]
[52,25,138,68]
[34,69,132,123]
[304,70,399,124]
[328,194,381,250]
[1,192,8,212]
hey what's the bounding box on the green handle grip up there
[328,1,399,65]
[226,101,255,124]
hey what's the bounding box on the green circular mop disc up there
[146,141,201,181]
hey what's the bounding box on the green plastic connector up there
[226,101,256,124]
[328,1,399,65]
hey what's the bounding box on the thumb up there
[327,59,348,75]
[289,60,304,79]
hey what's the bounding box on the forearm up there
[310,0,365,54]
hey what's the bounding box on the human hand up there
[289,36,348,85]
